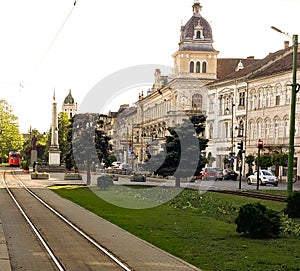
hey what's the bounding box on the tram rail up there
[1,170,132,271]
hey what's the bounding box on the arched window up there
[202,62,207,73]
[265,119,270,138]
[190,61,194,73]
[196,31,201,39]
[284,118,289,138]
[192,94,202,111]
[196,61,200,73]
[274,119,279,138]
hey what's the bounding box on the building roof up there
[216,57,261,81]
[178,1,216,52]
[212,45,300,84]
[63,89,75,104]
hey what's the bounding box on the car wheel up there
[273,182,278,187]
[247,178,251,185]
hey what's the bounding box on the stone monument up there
[49,91,61,166]
[30,134,38,166]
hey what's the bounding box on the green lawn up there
[50,185,300,271]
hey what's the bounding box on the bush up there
[235,203,282,239]
[97,175,114,190]
[21,160,29,170]
[284,191,300,218]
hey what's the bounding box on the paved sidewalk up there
[1,171,202,271]
[0,218,11,271]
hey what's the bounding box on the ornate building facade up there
[112,0,300,176]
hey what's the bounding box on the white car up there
[111,161,122,168]
[247,170,278,186]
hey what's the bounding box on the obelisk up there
[49,90,61,166]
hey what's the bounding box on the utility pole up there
[271,26,299,193]
[257,139,264,190]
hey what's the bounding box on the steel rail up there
[10,171,132,271]
[1,171,66,271]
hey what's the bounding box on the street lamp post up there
[271,26,299,193]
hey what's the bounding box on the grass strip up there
[50,185,300,271]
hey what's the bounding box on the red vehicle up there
[201,167,223,181]
[8,151,20,167]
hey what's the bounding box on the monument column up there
[49,91,61,166]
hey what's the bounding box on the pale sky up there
[1,0,300,133]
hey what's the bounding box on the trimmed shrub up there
[235,203,281,239]
[97,175,114,190]
[284,191,300,218]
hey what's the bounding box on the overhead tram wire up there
[35,1,78,70]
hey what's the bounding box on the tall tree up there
[70,113,112,185]
[0,100,23,162]
[58,112,71,163]
[150,115,208,187]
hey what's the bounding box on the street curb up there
[0,219,11,271]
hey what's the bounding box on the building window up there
[284,119,289,138]
[237,120,244,137]
[224,122,229,138]
[190,61,194,73]
[196,61,200,73]
[239,92,245,106]
[266,92,270,107]
[275,84,282,106]
[265,120,270,138]
[202,62,207,73]
[209,98,214,112]
[196,30,201,39]
[192,94,202,110]
[258,94,263,109]
[274,119,279,138]
[275,95,280,106]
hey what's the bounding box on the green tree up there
[256,154,272,169]
[58,112,71,163]
[21,128,48,162]
[151,115,208,187]
[0,100,23,162]
[245,154,255,176]
[71,113,112,185]
[272,152,288,178]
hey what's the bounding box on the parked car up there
[246,169,278,186]
[223,169,238,181]
[118,163,132,173]
[111,161,122,168]
[201,167,223,181]
[190,173,203,182]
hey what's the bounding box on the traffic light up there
[258,139,264,149]
[237,141,244,151]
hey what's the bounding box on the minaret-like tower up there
[62,89,77,119]
[49,90,61,166]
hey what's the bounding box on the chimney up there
[247,56,255,59]
[284,40,290,48]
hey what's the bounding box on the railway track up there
[209,188,287,202]
[1,170,132,271]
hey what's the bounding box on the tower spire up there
[193,0,202,16]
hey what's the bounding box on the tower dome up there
[62,89,77,119]
[179,0,215,52]
[64,89,75,104]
